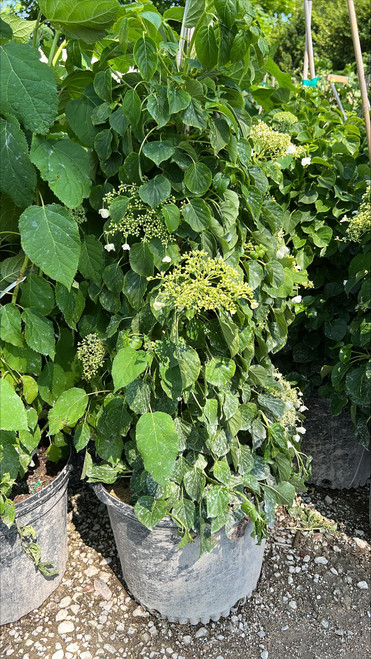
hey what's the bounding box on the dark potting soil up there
[108,479,132,505]
[11,445,66,505]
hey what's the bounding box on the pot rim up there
[12,452,72,519]
[92,482,177,529]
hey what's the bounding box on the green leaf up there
[184,0,205,27]
[38,361,78,406]
[21,375,38,404]
[38,0,119,42]
[112,346,148,392]
[345,365,371,407]
[20,274,55,316]
[0,17,13,42]
[172,499,195,529]
[0,304,23,347]
[210,117,230,154]
[22,308,55,360]
[129,242,154,277]
[133,35,158,81]
[142,140,175,167]
[0,117,36,208]
[205,485,229,518]
[195,25,218,68]
[245,185,263,220]
[311,226,333,248]
[147,90,170,128]
[162,204,180,233]
[218,311,239,357]
[94,128,112,161]
[78,235,104,284]
[139,175,171,208]
[136,411,179,485]
[324,318,348,342]
[246,261,264,289]
[264,57,295,90]
[175,344,201,389]
[125,379,151,414]
[184,162,212,195]
[19,204,80,290]
[97,397,131,440]
[257,394,286,420]
[213,460,231,485]
[134,496,168,530]
[122,88,141,126]
[272,481,296,507]
[214,0,237,29]
[55,282,85,329]
[3,343,41,376]
[74,423,90,451]
[0,381,27,431]
[167,87,191,114]
[205,356,235,387]
[0,43,58,133]
[65,84,100,147]
[183,468,205,502]
[103,263,124,296]
[182,198,211,232]
[48,387,88,435]
[0,431,19,481]
[182,99,207,130]
[30,137,91,209]
[123,270,147,309]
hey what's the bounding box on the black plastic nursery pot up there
[0,457,72,625]
[302,395,370,490]
[93,483,266,625]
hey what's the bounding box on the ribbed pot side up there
[93,483,266,625]
[0,459,71,625]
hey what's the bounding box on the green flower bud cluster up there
[250,121,302,160]
[77,333,105,380]
[71,205,87,224]
[155,250,253,313]
[271,111,298,132]
[346,185,371,242]
[103,184,175,246]
[271,371,304,433]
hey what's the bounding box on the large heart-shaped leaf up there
[195,24,218,68]
[142,140,175,167]
[0,43,58,134]
[38,0,119,42]
[19,204,81,290]
[31,137,91,209]
[139,175,171,208]
[182,198,211,232]
[0,117,36,208]
[136,411,179,485]
[23,308,55,359]
[0,380,28,432]
[184,162,212,195]
[48,387,88,435]
[112,346,148,391]
[133,35,158,81]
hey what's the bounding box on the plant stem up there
[52,39,67,67]
[32,11,42,49]
[48,30,61,67]
[12,255,29,305]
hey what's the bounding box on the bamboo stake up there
[346,0,371,169]
[304,0,315,79]
[303,0,309,80]
[329,82,347,121]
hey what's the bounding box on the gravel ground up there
[1,482,370,659]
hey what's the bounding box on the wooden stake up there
[347,0,371,168]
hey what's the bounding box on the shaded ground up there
[1,482,370,659]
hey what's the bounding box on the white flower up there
[99,208,110,218]
[299,405,308,412]
[122,243,130,251]
[340,215,349,223]
[286,145,296,155]
[292,295,302,304]
[104,243,115,252]
[293,434,301,442]
[296,427,306,435]
[250,300,259,309]
[162,255,172,263]
[153,300,165,311]
[277,245,289,259]
[287,441,293,449]
[301,157,311,167]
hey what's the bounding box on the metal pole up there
[304,0,315,79]
[346,0,371,169]
[329,82,347,121]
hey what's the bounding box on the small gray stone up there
[321,620,329,629]
[281,625,289,631]
[195,627,208,638]
[261,652,269,659]
[324,495,333,505]
[85,565,99,578]
[94,578,112,600]
[103,644,116,655]
[55,610,68,622]
[314,557,328,565]
[59,596,72,609]
[182,636,192,646]
[132,605,149,618]
[357,581,369,590]
[289,601,297,610]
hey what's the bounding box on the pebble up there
[59,596,72,609]
[314,557,328,565]
[57,621,75,635]
[85,565,99,577]
[195,627,208,638]
[94,579,112,600]
[80,653,92,659]
[324,496,333,505]
[303,555,310,563]
[55,610,68,622]
[261,652,269,659]
[52,651,64,659]
[330,567,338,575]
[321,620,329,629]
[354,538,368,550]
[281,625,289,631]
[357,581,369,590]
[182,636,192,646]
[289,601,297,610]
[103,644,116,654]
[132,605,149,618]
